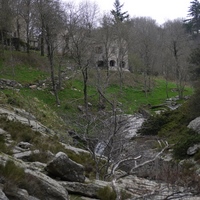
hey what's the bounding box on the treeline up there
[0,0,200,106]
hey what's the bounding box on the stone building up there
[94,39,129,71]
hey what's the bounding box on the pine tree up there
[111,0,129,23]
[187,0,200,34]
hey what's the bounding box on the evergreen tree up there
[187,0,200,34]
[111,0,129,23]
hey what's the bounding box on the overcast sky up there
[67,0,191,25]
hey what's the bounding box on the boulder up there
[0,107,53,135]
[187,144,200,155]
[61,180,110,198]
[0,188,9,200]
[188,117,200,134]
[25,169,69,200]
[4,187,40,200]
[13,150,40,160]
[0,128,6,135]
[17,141,33,150]
[45,152,85,183]
[0,153,68,200]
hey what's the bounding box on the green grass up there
[0,50,194,116]
[105,78,193,113]
[0,51,194,144]
[0,51,49,84]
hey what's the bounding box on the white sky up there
[66,0,191,25]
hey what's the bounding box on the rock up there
[61,180,111,198]
[0,107,54,135]
[116,175,198,200]
[14,150,40,160]
[122,114,145,138]
[188,117,200,134]
[14,108,36,120]
[25,169,69,200]
[17,142,33,150]
[0,129,6,135]
[79,197,99,200]
[61,143,90,155]
[78,105,85,112]
[4,187,39,200]
[29,85,37,89]
[28,161,47,172]
[0,78,22,88]
[187,144,200,155]
[0,188,9,200]
[45,152,85,183]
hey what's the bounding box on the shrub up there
[0,160,25,192]
[0,134,9,153]
[173,132,200,159]
[137,113,170,135]
[0,116,42,143]
[187,87,200,120]
[97,186,116,200]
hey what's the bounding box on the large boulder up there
[45,152,85,183]
[188,117,200,134]
[61,180,111,198]
[3,187,40,200]
[24,169,69,200]
[0,153,69,200]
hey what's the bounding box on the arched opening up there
[110,60,115,67]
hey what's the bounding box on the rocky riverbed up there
[0,106,200,199]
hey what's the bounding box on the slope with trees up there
[0,0,200,198]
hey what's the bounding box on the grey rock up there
[17,141,33,150]
[187,144,200,155]
[188,117,200,134]
[45,152,85,183]
[0,78,22,88]
[0,188,9,200]
[61,180,111,198]
[0,129,6,135]
[4,188,39,200]
[0,107,54,135]
[14,150,40,160]
[25,169,69,200]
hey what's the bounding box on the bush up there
[0,134,9,153]
[137,112,170,135]
[173,132,200,159]
[0,117,40,143]
[97,186,116,200]
[0,160,25,192]
[188,87,200,120]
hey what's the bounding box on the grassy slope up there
[0,51,194,135]
[0,51,193,111]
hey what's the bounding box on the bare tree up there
[163,19,191,99]
[64,1,99,115]
[18,0,34,53]
[128,17,160,97]
[0,0,14,53]
[35,0,65,105]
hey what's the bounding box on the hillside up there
[1,51,200,199]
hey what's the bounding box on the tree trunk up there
[26,22,30,54]
[46,40,60,106]
[40,25,45,56]
[82,67,88,116]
